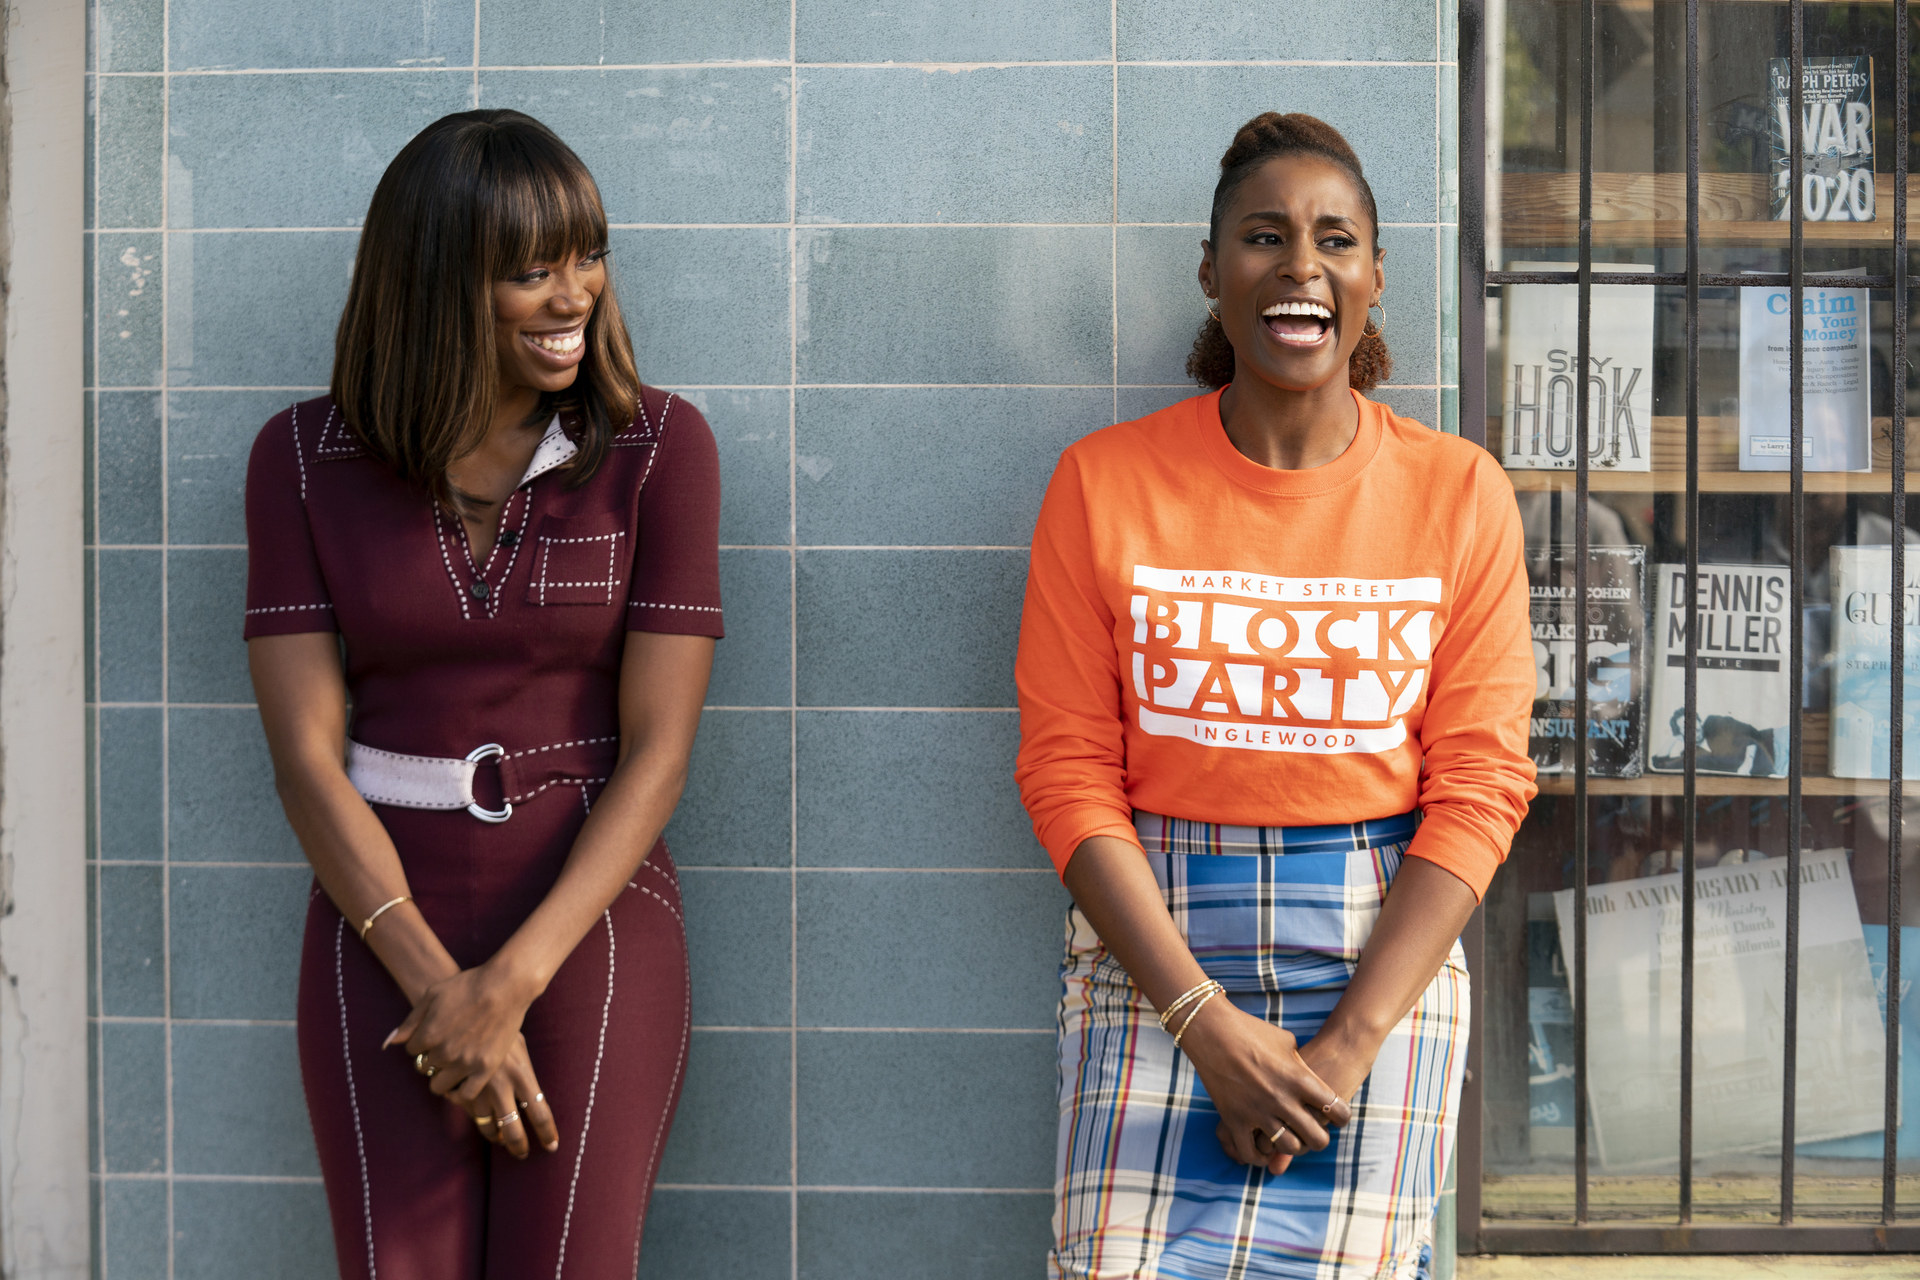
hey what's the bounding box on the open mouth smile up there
[1260,299,1334,349]
[523,325,586,366]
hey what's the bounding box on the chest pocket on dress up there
[526,515,626,606]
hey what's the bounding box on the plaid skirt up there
[1051,812,1466,1280]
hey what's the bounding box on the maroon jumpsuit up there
[243,386,722,1280]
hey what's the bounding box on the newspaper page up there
[1553,851,1884,1168]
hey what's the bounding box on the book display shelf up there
[1464,0,1920,1250]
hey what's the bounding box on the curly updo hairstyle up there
[1186,112,1391,392]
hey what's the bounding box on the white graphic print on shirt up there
[1127,565,1440,754]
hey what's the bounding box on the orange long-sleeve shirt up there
[1015,389,1537,899]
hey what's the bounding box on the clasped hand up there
[384,963,560,1159]
[1178,1001,1364,1177]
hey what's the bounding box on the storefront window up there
[1465,0,1920,1250]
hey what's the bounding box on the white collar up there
[518,415,578,488]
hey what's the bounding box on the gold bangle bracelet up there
[1172,988,1224,1049]
[1157,979,1222,1031]
[1157,979,1213,1026]
[359,894,412,942]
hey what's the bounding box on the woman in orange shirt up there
[1015,113,1536,1278]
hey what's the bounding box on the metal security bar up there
[1459,0,1920,1253]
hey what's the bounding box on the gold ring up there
[1266,1123,1290,1148]
[497,1110,521,1127]
[475,1115,495,1127]
[414,1052,435,1078]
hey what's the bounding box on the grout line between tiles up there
[1110,0,1120,427]
[786,4,800,1272]
[89,21,110,1269]
[108,57,1444,76]
[159,0,175,1268]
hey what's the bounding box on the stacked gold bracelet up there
[1172,987,1224,1048]
[1157,978,1226,1048]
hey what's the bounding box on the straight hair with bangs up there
[332,109,642,508]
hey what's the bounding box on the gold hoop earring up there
[1364,300,1386,337]
[1205,297,1222,324]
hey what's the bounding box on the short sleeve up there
[242,404,338,640]
[626,397,724,638]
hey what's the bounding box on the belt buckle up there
[465,743,512,823]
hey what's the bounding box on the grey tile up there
[797,68,1109,224]
[480,0,789,65]
[170,866,308,1020]
[1116,66,1439,225]
[797,1032,1053,1186]
[102,1178,169,1280]
[167,549,249,704]
[96,76,163,230]
[171,1180,336,1280]
[1117,0,1435,60]
[85,549,96,703]
[88,1022,102,1173]
[169,708,303,863]
[795,228,1109,385]
[1375,224,1439,387]
[708,549,791,708]
[1117,223,1215,387]
[167,74,471,230]
[678,389,790,547]
[681,868,791,1027]
[797,0,1108,61]
[168,390,290,546]
[96,233,162,388]
[482,69,791,225]
[1369,386,1440,427]
[100,864,165,1017]
[84,78,97,233]
[797,1190,1053,1279]
[611,228,790,387]
[1117,385,1201,422]
[98,392,163,545]
[84,233,96,388]
[100,1021,165,1174]
[166,231,355,388]
[667,710,792,868]
[639,1190,791,1280]
[796,871,1065,1027]
[87,863,100,1019]
[796,550,1024,708]
[796,712,1038,868]
[173,1024,317,1176]
[84,394,97,547]
[99,549,161,702]
[657,1030,790,1184]
[100,708,164,862]
[170,0,472,71]
[89,1176,102,1280]
[794,389,1104,546]
[96,0,164,72]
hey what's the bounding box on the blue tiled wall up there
[83,1,1458,1274]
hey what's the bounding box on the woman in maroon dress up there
[245,110,721,1278]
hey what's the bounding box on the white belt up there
[346,741,515,823]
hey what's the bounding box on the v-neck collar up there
[518,415,578,488]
